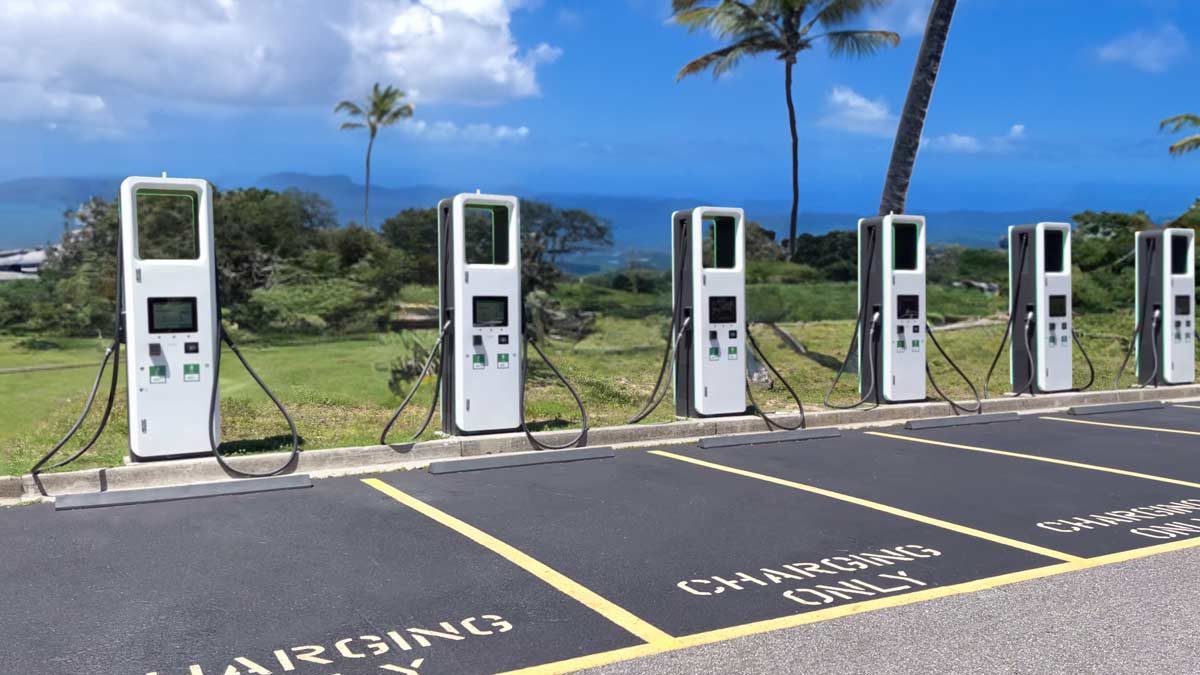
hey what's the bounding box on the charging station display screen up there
[1044,229,1066,273]
[148,297,198,334]
[1049,294,1068,317]
[709,296,737,324]
[472,296,508,327]
[1176,295,1191,316]
[897,295,920,319]
[893,222,919,271]
[1172,235,1190,275]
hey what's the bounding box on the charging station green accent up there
[709,346,720,360]
[498,353,510,369]
[472,353,486,369]
[149,365,167,383]
[183,363,200,382]
[727,346,738,359]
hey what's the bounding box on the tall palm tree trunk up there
[364,132,376,228]
[878,0,957,216]
[785,59,799,258]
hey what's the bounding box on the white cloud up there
[818,86,896,137]
[0,0,557,134]
[923,123,1028,154]
[1097,24,1189,73]
[401,119,530,142]
[867,0,930,38]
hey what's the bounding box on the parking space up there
[673,429,1200,558]
[1039,403,1200,435]
[372,451,1056,639]
[7,404,1200,675]
[894,412,1200,485]
[0,477,639,675]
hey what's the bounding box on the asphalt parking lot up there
[5,403,1200,674]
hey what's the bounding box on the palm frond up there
[819,29,899,57]
[381,104,415,126]
[1161,114,1200,133]
[1169,134,1200,157]
[672,6,718,31]
[676,33,783,80]
[671,0,709,12]
[334,100,364,116]
[810,0,890,29]
[339,122,366,131]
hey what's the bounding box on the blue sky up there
[0,0,1196,215]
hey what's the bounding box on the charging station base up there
[1068,401,1165,416]
[428,447,615,475]
[904,412,1020,430]
[698,428,841,449]
[54,474,312,511]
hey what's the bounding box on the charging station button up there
[184,342,199,354]
[472,354,486,369]
[149,365,167,384]
[727,346,738,360]
[708,346,720,361]
[183,364,200,382]
[498,335,509,345]
[497,353,510,369]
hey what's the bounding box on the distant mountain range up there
[0,172,1120,264]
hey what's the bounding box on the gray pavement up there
[583,545,1200,674]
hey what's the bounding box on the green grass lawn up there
[0,284,1176,477]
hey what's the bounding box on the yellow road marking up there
[499,536,1200,675]
[1041,415,1200,437]
[1175,404,1200,410]
[649,450,1080,563]
[867,430,1200,491]
[361,478,674,645]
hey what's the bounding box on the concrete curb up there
[12,384,1200,504]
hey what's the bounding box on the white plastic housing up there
[1036,222,1073,392]
[120,176,219,460]
[1162,228,1195,384]
[448,193,522,432]
[879,214,926,403]
[688,207,746,416]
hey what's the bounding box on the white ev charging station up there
[827,214,978,412]
[120,177,221,460]
[1121,228,1195,387]
[985,223,1093,396]
[626,207,804,430]
[381,193,588,450]
[33,175,300,488]
[673,207,747,417]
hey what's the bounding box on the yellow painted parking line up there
[500,535,1200,675]
[1041,415,1200,437]
[867,430,1200,491]
[1174,404,1200,410]
[649,450,1081,563]
[361,478,674,646]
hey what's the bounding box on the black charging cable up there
[380,320,450,444]
[30,246,125,493]
[1071,329,1096,391]
[519,329,589,450]
[983,234,1030,398]
[627,221,690,424]
[824,227,881,409]
[744,325,806,430]
[924,322,983,415]
[1114,239,1156,388]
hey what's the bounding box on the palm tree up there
[879,0,956,216]
[1161,114,1200,157]
[335,83,414,228]
[672,0,899,257]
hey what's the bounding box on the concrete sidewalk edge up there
[9,384,1198,504]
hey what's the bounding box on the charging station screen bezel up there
[1176,295,1191,316]
[472,296,509,327]
[897,295,920,319]
[1172,235,1191,275]
[1049,294,1068,318]
[147,297,198,334]
[708,296,738,324]
[134,189,201,261]
[704,216,738,270]
[464,205,511,266]
[1043,229,1066,273]
[892,222,920,271]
